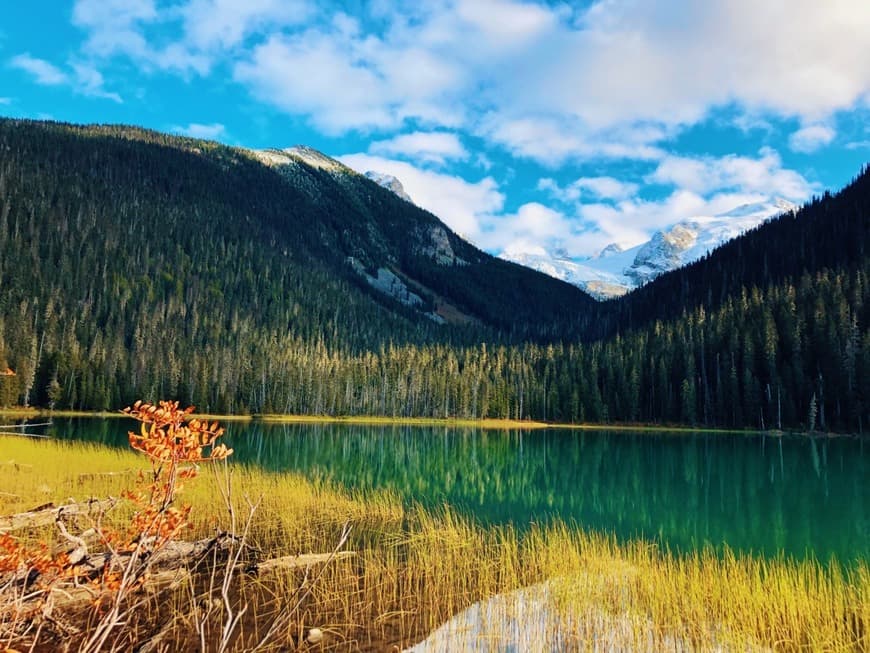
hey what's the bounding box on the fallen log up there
[64,535,354,583]
[26,541,355,614]
[0,498,118,533]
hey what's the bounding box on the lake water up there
[32,418,870,563]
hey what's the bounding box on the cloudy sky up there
[4,1,870,257]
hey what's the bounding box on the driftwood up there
[4,527,355,612]
[1,494,354,653]
[0,497,118,533]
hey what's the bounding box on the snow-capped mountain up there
[502,198,796,300]
[364,171,413,203]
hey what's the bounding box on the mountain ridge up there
[502,198,797,299]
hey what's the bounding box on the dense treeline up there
[0,119,867,431]
[80,265,853,432]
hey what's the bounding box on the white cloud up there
[369,132,468,166]
[846,140,870,150]
[73,0,159,63]
[647,149,814,201]
[10,53,121,102]
[72,0,309,75]
[576,177,640,201]
[519,1,870,126]
[482,191,733,259]
[478,115,667,166]
[480,202,575,253]
[233,18,466,133]
[477,116,585,166]
[70,62,123,102]
[10,54,68,85]
[170,122,226,139]
[339,152,629,258]
[453,0,557,46]
[0,98,10,105]
[789,124,836,153]
[181,0,311,50]
[202,0,556,133]
[539,176,640,203]
[59,0,870,166]
[338,153,503,241]
[234,31,394,133]
[470,0,870,164]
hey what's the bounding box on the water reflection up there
[43,418,868,562]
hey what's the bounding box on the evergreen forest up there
[0,119,867,432]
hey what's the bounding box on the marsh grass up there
[1,436,866,651]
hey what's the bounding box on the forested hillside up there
[0,119,590,411]
[0,119,866,432]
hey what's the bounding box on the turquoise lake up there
[32,418,870,563]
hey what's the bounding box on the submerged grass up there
[1,435,867,651]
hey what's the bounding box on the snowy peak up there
[502,198,797,300]
[717,197,796,218]
[364,171,413,203]
[596,243,624,259]
[629,198,797,283]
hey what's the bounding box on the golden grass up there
[1,435,866,651]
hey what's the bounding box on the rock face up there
[347,257,423,308]
[502,198,797,299]
[626,223,698,286]
[363,172,467,267]
[253,146,346,172]
[346,257,446,323]
[598,243,624,258]
[364,170,413,203]
[416,225,467,266]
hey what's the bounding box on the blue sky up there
[3,0,869,257]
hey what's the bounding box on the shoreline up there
[0,407,749,431]
[0,407,856,437]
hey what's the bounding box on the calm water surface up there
[37,418,869,563]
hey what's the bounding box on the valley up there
[0,118,867,652]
